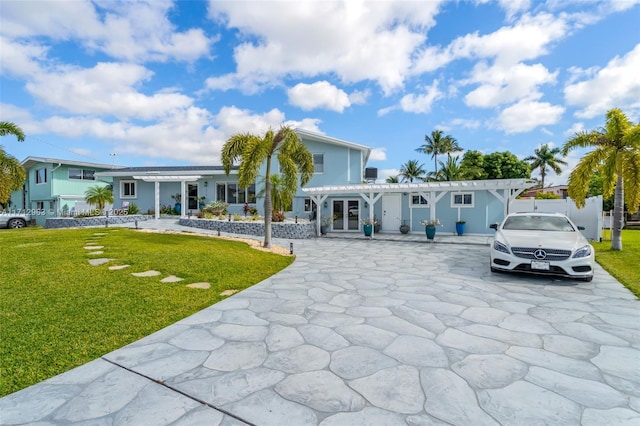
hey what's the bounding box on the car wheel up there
[8,218,26,228]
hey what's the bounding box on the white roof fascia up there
[96,169,235,177]
[294,128,372,163]
[132,175,202,182]
[301,179,537,195]
[21,156,120,170]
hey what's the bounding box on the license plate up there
[531,261,550,270]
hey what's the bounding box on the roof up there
[96,165,237,177]
[21,156,121,170]
[302,179,537,195]
[294,128,372,163]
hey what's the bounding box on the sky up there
[1,0,639,185]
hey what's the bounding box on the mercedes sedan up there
[490,212,594,282]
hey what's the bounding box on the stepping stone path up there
[88,251,104,255]
[187,282,211,289]
[221,289,239,296]
[131,270,161,277]
[108,265,130,270]
[88,258,113,266]
[161,275,184,283]
[83,246,104,250]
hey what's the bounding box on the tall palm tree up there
[415,129,459,175]
[524,144,567,189]
[399,159,426,182]
[0,121,26,206]
[563,108,640,251]
[0,122,25,142]
[222,126,314,248]
[85,185,113,211]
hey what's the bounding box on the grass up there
[0,227,293,397]
[592,229,640,298]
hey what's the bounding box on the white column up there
[180,180,187,219]
[154,181,160,219]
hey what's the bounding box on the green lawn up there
[0,227,293,397]
[592,229,640,298]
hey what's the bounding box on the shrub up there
[203,200,229,216]
[233,213,242,221]
[249,207,258,215]
[127,203,139,214]
[536,191,561,199]
[272,210,285,222]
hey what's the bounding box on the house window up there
[121,181,136,198]
[304,198,313,212]
[36,168,47,184]
[216,183,256,204]
[313,153,324,173]
[411,194,429,206]
[36,201,45,211]
[69,169,96,180]
[452,192,474,208]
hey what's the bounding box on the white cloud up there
[399,81,442,114]
[25,62,193,120]
[0,37,49,78]
[378,168,401,182]
[498,98,565,133]
[564,44,640,119]
[206,0,441,94]
[450,118,481,129]
[498,0,530,20]
[368,148,387,162]
[464,62,557,108]
[287,81,351,112]
[0,0,213,62]
[564,122,585,137]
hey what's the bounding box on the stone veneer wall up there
[45,215,148,229]
[179,218,317,239]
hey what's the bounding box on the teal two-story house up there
[10,157,118,226]
[96,128,534,236]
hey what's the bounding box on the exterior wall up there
[179,218,316,239]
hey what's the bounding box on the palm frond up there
[0,122,26,142]
[222,133,255,175]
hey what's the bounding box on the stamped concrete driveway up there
[1,236,639,425]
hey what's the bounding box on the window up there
[304,198,313,212]
[216,183,256,204]
[68,169,96,180]
[121,180,136,198]
[451,192,474,208]
[313,153,324,173]
[36,168,47,184]
[411,194,429,206]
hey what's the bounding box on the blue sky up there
[1,0,639,184]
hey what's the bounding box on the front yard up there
[592,229,640,297]
[0,227,293,397]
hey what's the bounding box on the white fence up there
[510,196,603,241]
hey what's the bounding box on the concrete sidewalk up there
[1,220,639,425]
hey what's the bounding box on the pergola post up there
[154,181,160,219]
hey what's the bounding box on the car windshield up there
[502,215,576,232]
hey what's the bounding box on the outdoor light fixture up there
[204,181,208,187]
[290,242,294,254]
[324,201,328,208]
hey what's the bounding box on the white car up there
[0,212,30,229]
[490,212,594,282]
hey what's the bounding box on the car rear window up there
[503,215,575,231]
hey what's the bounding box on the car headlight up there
[573,245,592,258]
[493,240,510,254]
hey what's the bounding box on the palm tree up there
[434,156,465,181]
[416,129,459,175]
[385,175,400,183]
[222,126,314,248]
[85,185,113,212]
[0,122,25,142]
[562,108,640,251]
[399,159,426,182]
[524,144,567,189]
[0,121,26,206]
[256,174,294,212]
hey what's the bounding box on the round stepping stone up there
[93,233,107,235]
[88,258,113,266]
[87,251,104,255]
[131,270,161,277]
[161,275,184,283]
[84,246,104,250]
[109,265,130,270]
[220,289,239,296]
[187,282,211,289]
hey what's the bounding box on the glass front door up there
[332,199,360,231]
[187,184,198,210]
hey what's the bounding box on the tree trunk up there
[611,174,624,251]
[263,157,273,248]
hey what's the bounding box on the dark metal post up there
[290,242,293,254]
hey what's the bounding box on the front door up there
[187,184,198,210]
[382,194,401,232]
[332,199,360,231]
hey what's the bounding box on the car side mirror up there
[490,223,498,230]
[577,226,585,230]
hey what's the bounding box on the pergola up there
[302,178,536,237]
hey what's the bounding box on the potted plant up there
[320,215,335,235]
[399,219,410,234]
[171,193,181,214]
[198,196,206,209]
[456,220,466,236]
[420,218,441,240]
[361,218,378,237]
